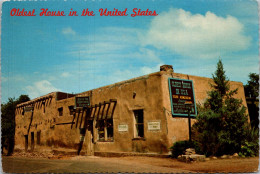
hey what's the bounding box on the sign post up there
[185,102,193,142]
[169,78,197,143]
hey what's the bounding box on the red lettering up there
[99,8,127,16]
[81,9,95,16]
[131,8,158,17]
[10,8,36,16]
[10,8,16,16]
[131,8,138,17]
[40,8,65,16]
[40,8,47,16]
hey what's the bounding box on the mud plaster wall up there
[15,71,248,154]
[15,92,78,151]
[79,72,168,153]
[54,97,79,148]
[15,96,57,150]
[161,72,248,146]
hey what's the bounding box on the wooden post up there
[188,109,192,143]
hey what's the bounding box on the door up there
[86,120,94,155]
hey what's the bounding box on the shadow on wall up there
[46,138,79,149]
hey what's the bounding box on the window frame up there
[97,119,114,142]
[133,109,144,139]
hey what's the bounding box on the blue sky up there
[1,0,259,102]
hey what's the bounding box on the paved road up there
[2,156,192,173]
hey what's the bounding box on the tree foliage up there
[193,60,251,156]
[244,73,259,129]
[1,95,30,155]
[244,73,259,99]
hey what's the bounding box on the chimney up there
[160,65,173,73]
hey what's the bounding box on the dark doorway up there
[24,135,28,152]
[31,132,34,151]
[37,131,41,145]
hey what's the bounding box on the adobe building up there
[15,65,248,155]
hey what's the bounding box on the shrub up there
[239,127,259,157]
[239,141,256,157]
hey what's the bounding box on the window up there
[97,120,105,141]
[58,107,63,116]
[134,110,144,138]
[97,119,114,142]
[107,119,113,141]
[68,105,74,115]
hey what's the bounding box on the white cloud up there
[25,80,60,99]
[104,63,163,85]
[61,72,71,77]
[65,27,163,69]
[140,64,163,75]
[62,27,76,36]
[143,8,251,59]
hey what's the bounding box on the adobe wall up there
[161,71,248,146]
[78,72,168,153]
[15,68,248,154]
[15,93,58,150]
[15,72,170,154]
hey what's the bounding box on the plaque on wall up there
[148,121,160,130]
[118,124,128,132]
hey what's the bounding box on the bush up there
[239,127,259,157]
[170,140,202,158]
[239,141,256,157]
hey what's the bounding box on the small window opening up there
[68,105,74,115]
[134,110,144,138]
[58,107,63,116]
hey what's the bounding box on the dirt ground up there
[111,156,259,173]
[3,152,259,173]
[49,154,260,173]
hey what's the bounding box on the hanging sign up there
[168,78,197,117]
[24,106,34,112]
[75,96,90,108]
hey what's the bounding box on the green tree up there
[1,95,30,155]
[244,73,259,99]
[193,60,249,156]
[244,73,259,129]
